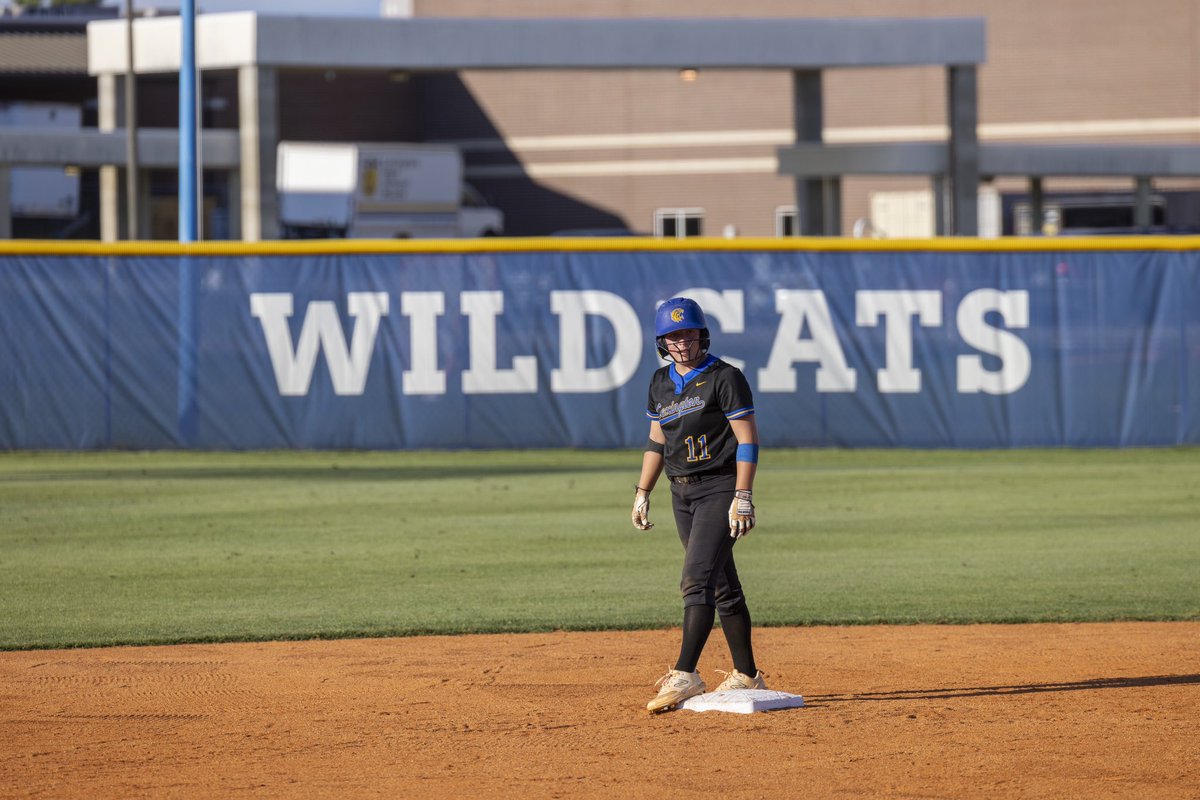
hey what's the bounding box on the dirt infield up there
[1,623,1197,798]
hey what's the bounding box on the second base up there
[679,688,805,714]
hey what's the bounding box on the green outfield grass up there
[1,448,1197,649]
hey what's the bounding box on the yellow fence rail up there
[4,236,1200,257]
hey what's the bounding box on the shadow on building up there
[414,73,627,236]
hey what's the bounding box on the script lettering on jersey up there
[655,396,706,424]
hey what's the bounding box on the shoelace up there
[654,669,697,692]
[714,669,739,689]
[653,670,677,690]
[715,669,764,690]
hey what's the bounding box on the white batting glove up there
[632,491,654,530]
[728,490,755,539]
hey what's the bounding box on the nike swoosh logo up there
[696,381,707,386]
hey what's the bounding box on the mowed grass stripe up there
[0,449,1196,649]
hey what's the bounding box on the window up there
[775,205,798,237]
[461,183,487,208]
[654,208,704,238]
[1013,194,1167,236]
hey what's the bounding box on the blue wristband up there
[736,444,759,464]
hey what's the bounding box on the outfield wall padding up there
[1,241,1197,449]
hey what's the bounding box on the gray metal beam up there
[932,175,948,235]
[0,165,10,240]
[1134,177,1153,228]
[947,65,979,236]
[792,70,830,236]
[777,142,948,176]
[821,178,842,236]
[123,0,140,240]
[90,15,987,74]
[1029,177,1044,234]
[776,142,1200,177]
[227,169,242,241]
[136,168,152,242]
[0,128,241,168]
[981,145,1200,176]
[261,17,987,70]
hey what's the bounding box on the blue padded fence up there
[1,242,1197,449]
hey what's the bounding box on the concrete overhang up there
[88,12,257,74]
[777,143,949,176]
[0,128,240,168]
[981,144,1200,176]
[88,13,985,75]
[777,142,1200,177]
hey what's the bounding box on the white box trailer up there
[276,141,503,239]
[0,102,82,219]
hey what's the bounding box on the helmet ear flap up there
[655,336,670,360]
[698,329,711,358]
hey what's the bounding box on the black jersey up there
[645,355,755,478]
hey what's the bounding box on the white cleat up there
[713,669,766,692]
[647,669,706,713]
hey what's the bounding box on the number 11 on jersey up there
[684,435,711,462]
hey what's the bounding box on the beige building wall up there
[414,0,1200,235]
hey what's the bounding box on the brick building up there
[3,1,1199,239]
[415,0,1200,237]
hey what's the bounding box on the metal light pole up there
[178,0,198,242]
[123,0,139,239]
[177,0,199,445]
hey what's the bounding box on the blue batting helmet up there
[655,297,710,360]
[655,297,707,336]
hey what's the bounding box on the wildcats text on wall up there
[1,247,1195,449]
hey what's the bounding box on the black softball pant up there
[670,473,747,615]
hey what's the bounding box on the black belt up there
[668,468,736,485]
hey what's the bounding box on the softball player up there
[632,297,766,713]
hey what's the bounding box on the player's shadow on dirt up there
[805,674,1200,706]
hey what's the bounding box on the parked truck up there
[0,101,81,220]
[276,141,503,239]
